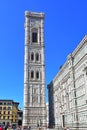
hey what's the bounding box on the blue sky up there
[0,0,87,109]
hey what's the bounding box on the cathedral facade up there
[23,11,46,128]
[48,35,87,130]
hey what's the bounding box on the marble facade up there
[23,11,46,128]
[48,35,87,130]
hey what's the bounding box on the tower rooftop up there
[25,11,45,18]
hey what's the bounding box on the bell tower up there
[23,11,46,127]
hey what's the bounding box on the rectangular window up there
[0,102,2,105]
[32,32,37,43]
[8,107,11,110]
[4,102,6,105]
[3,116,5,119]
[8,116,10,119]
[3,107,6,110]
[4,111,5,114]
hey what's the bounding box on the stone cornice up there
[72,35,87,57]
[25,11,45,19]
[48,61,69,88]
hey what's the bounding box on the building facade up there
[17,109,23,126]
[23,11,46,128]
[0,100,19,126]
[48,35,87,130]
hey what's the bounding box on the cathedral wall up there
[48,35,87,129]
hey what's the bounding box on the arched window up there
[36,53,39,61]
[36,71,39,79]
[31,52,34,61]
[31,71,34,79]
[32,28,38,43]
[32,32,37,42]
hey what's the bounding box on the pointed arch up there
[31,70,34,79]
[31,52,34,61]
[36,53,39,61]
[31,28,38,43]
[36,71,39,79]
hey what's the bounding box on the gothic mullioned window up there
[31,52,34,61]
[36,53,39,61]
[31,71,34,79]
[36,71,39,79]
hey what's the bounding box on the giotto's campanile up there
[23,11,46,127]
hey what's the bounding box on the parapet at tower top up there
[25,11,45,18]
